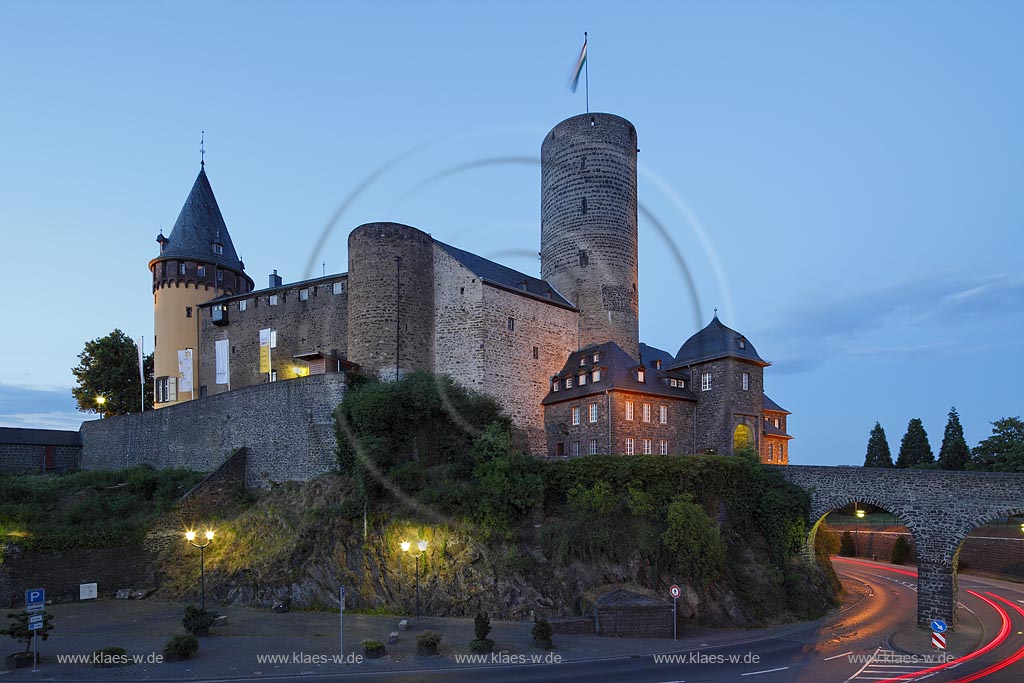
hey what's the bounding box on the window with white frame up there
[701,372,711,391]
[642,438,652,455]
[579,356,586,367]
[572,441,580,457]
[239,299,247,312]
[507,317,514,331]
[589,439,598,455]
[578,373,587,386]
[660,439,668,455]
[642,403,651,423]
[566,376,574,389]
[659,405,667,424]
[768,444,774,458]
[592,369,601,382]
[625,437,635,455]
[637,367,645,383]
[592,352,600,363]
[197,265,206,278]
[299,288,309,301]
[270,330,277,348]
[333,281,344,294]
[571,406,581,425]
[553,379,560,392]
[625,401,634,421]
[179,263,186,276]
[589,403,598,423]
[742,372,749,391]
[774,418,780,428]
[269,294,279,306]
[213,243,224,255]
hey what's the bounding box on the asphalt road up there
[236,560,1024,683]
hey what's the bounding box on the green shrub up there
[891,536,911,564]
[474,612,492,641]
[416,630,442,648]
[182,605,218,634]
[532,618,553,648]
[661,495,726,585]
[362,639,385,654]
[2,610,54,653]
[163,634,199,658]
[839,530,856,557]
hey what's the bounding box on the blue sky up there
[1,1,1021,465]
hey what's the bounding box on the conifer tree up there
[895,418,934,468]
[938,406,970,470]
[863,422,894,468]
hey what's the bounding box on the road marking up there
[824,651,854,661]
[741,667,789,676]
[845,647,881,682]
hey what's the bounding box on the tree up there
[863,422,894,468]
[891,536,911,565]
[2,611,54,654]
[970,417,1024,473]
[71,329,153,416]
[839,530,856,557]
[661,494,726,585]
[895,418,934,468]
[938,406,970,470]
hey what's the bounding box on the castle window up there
[642,438,652,455]
[579,356,586,367]
[199,385,207,398]
[625,438,635,456]
[589,439,598,455]
[555,442,565,456]
[197,265,206,278]
[592,352,600,363]
[179,263,186,276]
[578,249,588,267]
[460,286,465,295]
[768,444,774,459]
[533,346,539,360]
[239,299,247,312]
[669,379,677,388]
[625,401,634,421]
[213,243,224,255]
[654,359,662,369]
[572,406,581,426]
[270,370,277,382]
[572,441,580,457]
[637,367,645,383]
[742,372,749,391]
[581,197,587,215]
[642,403,651,423]
[774,417,780,428]
[589,403,598,423]
[552,378,560,392]
[217,269,223,282]
[660,439,668,455]
[739,339,746,349]
[507,317,515,332]
[578,373,586,386]
[299,288,309,302]
[185,306,192,318]
[333,282,344,295]
[155,377,170,403]
[592,369,601,382]
[269,294,279,306]
[701,372,712,391]
[566,376,573,389]
[659,405,667,424]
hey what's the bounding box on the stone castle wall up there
[689,359,764,454]
[80,374,345,487]
[0,444,79,474]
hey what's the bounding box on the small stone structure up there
[594,589,674,639]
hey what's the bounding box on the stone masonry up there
[781,465,1024,628]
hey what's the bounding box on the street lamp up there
[855,508,866,557]
[95,395,106,418]
[186,528,215,610]
[401,539,428,620]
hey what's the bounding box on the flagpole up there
[585,31,589,114]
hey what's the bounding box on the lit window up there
[775,418,780,428]
[589,439,598,455]
[333,282,344,294]
[572,406,581,425]
[589,403,598,423]
[625,401,634,421]
[637,367,645,383]
[660,439,668,455]
[592,369,601,382]
[625,437,635,455]
[592,352,600,363]
[572,441,580,457]
[642,403,651,422]
[179,263,186,276]
[768,444,774,458]
[742,372,749,391]
[552,379,560,392]
[270,370,277,382]
[239,299,247,312]
[659,405,667,424]
[642,438,652,455]
[654,359,662,369]
[566,376,573,389]
[580,356,586,367]
[269,294,279,306]
[197,265,206,277]
[299,288,309,301]
[507,317,514,331]
[701,373,711,391]
[669,379,677,388]
[213,243,224,255]
[270,330,277,348]
[579,373,587,386]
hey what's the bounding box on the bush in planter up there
[532,618,553,649]
[91,646,129,668]
[362,639,386,659]
[163,634,199,661]
[470,612,494,653]
[182,605,218,636]
[416,630,443,655]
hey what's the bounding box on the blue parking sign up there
[25,588,45,611]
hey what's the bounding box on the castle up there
[148,113,791,464]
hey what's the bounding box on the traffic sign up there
[932,632,946,650]
[25,588,44,612]
[930,619,947,634]
[670,585,682,599]
[28,615,43,625]
[28,621,43,631]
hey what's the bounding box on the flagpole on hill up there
[570,33,589,112]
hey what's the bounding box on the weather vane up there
[200,130,205,167]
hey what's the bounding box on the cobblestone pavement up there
[0,598,815,681]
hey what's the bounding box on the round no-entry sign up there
[670,585,682,599]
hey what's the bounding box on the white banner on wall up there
[215,339,230,385]
[177,349,194,393]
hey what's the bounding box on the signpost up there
[670,585,682,640]
[339,586,345,661]
[931,619,947,650]
[25,588,44,672]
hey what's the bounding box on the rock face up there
[153,475,835,627]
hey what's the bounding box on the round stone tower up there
[346,222,435,380]
[541,113,639,359]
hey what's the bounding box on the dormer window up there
[197,265,206,278]
[553,378,560,392]
[654,359,662,369]
[592,352,600,363]
[579,357,586,367]
[578,373,587,386]
[213,243,224,256]
[592,369,601,382]
[566,376,574,389]
[738,338,746,350]
[637,367,645,383]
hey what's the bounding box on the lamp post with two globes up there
[401,539,428,620]
[185,529,215,611]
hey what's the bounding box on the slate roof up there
[763,419,793,440]
[154,167,245,272]
[0,427,82,447]
[543,341,696,405]
[668,314,769,369]
[763,394,790,414]
[434,240,574,309]
[201,273,347,306]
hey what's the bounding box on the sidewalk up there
[0,598,826,681]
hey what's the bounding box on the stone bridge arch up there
[780,466,1024,629]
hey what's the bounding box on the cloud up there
[0,383,85,430]
[0,412,87,431]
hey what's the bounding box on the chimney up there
[269,270,282,288]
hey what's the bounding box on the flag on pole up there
[569,35,587,92]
